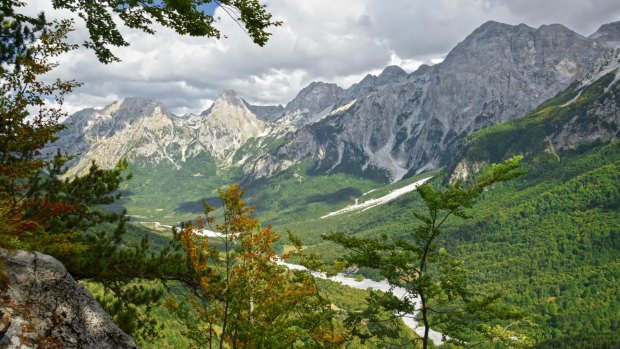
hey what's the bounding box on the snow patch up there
[362,189,377,195]
[327,99,357,117]
[560,90,583,107]
[321,177,432,219]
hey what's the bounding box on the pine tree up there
[0,15,194,343]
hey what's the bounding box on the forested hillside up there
[281,66,620,346]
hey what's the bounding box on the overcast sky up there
[25,0,620,115]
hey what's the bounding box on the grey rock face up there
[590,20,620,48]
[243,101,284,123]
[449,48,620,183]
[247,20,608,182]
[551,48,620,150]
[191,90,268,163]
[52,96,178,177]
[0,249,137,349]
[51,90,267,177]
[336,65,409,107]
[282,82,345,125]
[52,19,618,185]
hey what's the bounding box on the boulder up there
[0,249,137,349]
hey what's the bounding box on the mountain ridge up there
[49,19,620,182]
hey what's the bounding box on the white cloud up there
[21,0,620,115]
[389,52,424,73]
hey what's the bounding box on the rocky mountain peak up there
[440,19,602,108]
[53,96,177,177]
[201,89,246,115]
[448,21,588,64]
[196,90,268,163]
[51,18,617,186]
[246,19,610,183]
[214,89,245,108]
[590,20,620,48]
[104,96,170,122]
[475,20,528,34]
[376,65,408,85]
[284,82,344,114]
[204,89,260,124]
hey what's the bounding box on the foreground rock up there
[0,249,137,349]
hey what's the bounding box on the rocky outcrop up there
[281,82,345,125]
[449,159,487,183]
[0,249,137,349]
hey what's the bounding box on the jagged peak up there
[64,96,170,125]
[590,20,620,37]
[119,96,163,105]
[242,99,285,122]
[102,96,171,122]
[536,23,580,36]
[105,96,165,112]
[445,21,531,59]
[298,81,343,94]
[478,20,521,30]
[443,19,590,66]
[380,65,406,75]
[201,89,248,115]
[463,20,579,44]
[410,63,432,77]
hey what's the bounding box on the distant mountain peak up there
[214,89,245,107]
[590,20,620,48]
[242,99,285,123]
[201,89,246,115]
[376,65,408,85]
[470,20,530,37]
[282,81,344,123]
[103,96,168,116]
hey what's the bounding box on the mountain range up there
[51,20,620,184]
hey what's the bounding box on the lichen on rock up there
[0,249,137,349]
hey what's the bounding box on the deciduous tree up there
[324,157,530,349]
[167,184,346,348]
[3,0,281,63]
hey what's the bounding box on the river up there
[137,224,444,344]
[275,260,444,345]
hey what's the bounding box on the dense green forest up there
[282,142,619,347]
